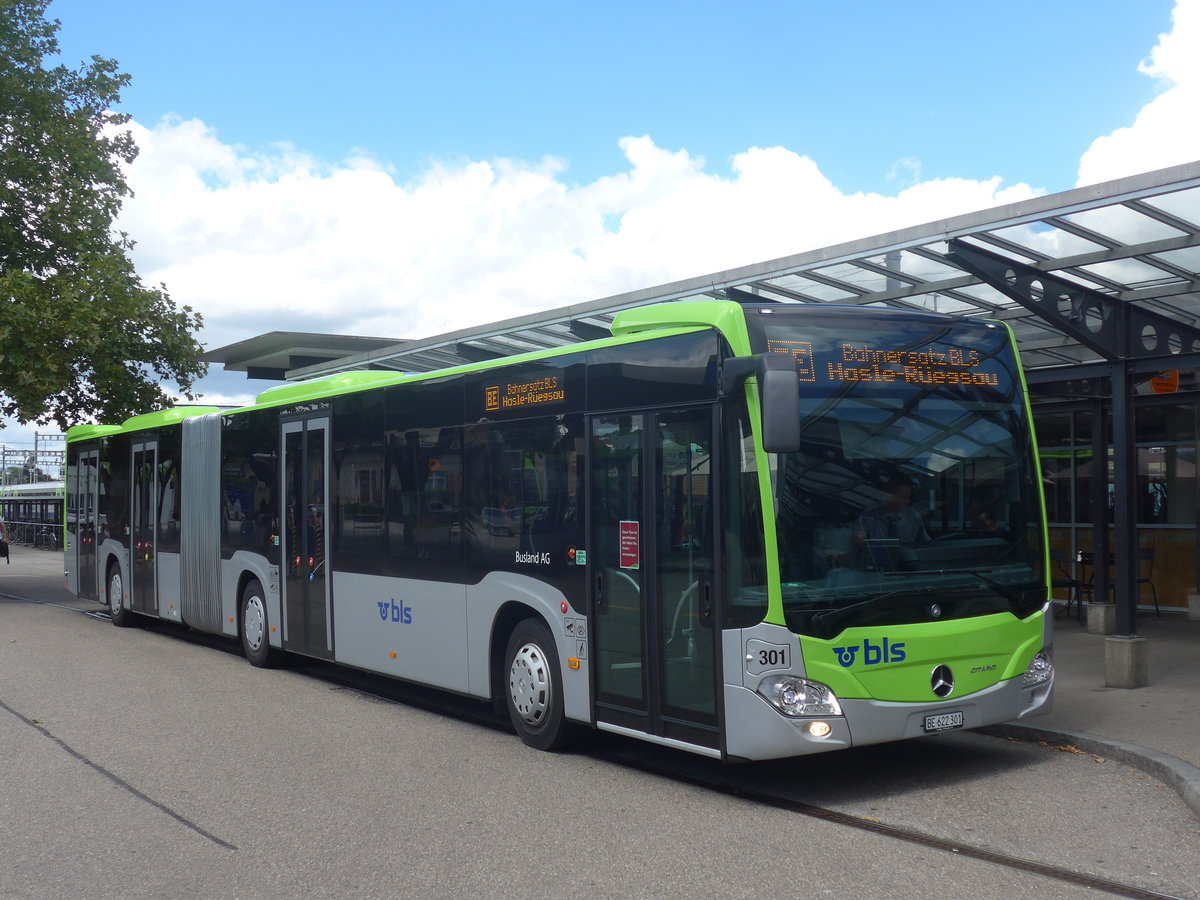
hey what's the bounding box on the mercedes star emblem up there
[931,664,955,698]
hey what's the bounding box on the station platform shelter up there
[203,159,1200,686]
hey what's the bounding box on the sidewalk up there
[4,546,1198,817]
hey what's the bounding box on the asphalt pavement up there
[3,544,1198,820]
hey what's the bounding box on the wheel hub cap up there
[509,642,550,726]
[244,597,265,650]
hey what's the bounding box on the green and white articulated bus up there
[65,300,1053,761]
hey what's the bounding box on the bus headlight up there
[1022,648,1053,687]
[757,675,842,717]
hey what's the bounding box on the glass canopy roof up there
[280,160,1200,383]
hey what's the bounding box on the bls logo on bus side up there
[833,638,906,668]
[377,599,413,624]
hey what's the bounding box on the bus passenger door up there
[590,415,647,719]
[73,446,101,600]
[589,407,720,751]
[130,440,159,615]
[281,417,333,659]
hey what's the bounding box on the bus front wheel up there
[107,566,134,628]
[240,580,281,668]
[504,618,576,752]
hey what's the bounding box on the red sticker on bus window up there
[619,520,640,569]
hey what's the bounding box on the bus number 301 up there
[746,640,791,674]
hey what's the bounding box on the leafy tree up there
[0,0,206,430]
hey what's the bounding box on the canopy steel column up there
[1111,363,1138,635]
[1090,396,1110,615]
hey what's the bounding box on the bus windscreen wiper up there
[808,587,935,639]
[936,567,1022,605]
[885,566,1030,610]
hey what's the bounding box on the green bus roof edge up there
[121,406,223,432]
[66,424,128,443]
[253,371,408,406]
[610,300,754,356]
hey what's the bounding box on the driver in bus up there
[851,474,929,572]
[857,473,929,546]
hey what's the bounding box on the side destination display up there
[485,370,566,412]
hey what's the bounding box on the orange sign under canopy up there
[1151,370,1179,394]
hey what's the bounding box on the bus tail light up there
[757,675,842,718]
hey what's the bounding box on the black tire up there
[240,579,282,668]
[503,618,576,751]
[107,565,135,628]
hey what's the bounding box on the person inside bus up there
[852,474,928,572]
[973,508,1000,533]
[857,474,929,546]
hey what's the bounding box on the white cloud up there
[116,124,1041,370]
[1077,0,1200,185]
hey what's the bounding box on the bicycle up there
[34,527,61,551]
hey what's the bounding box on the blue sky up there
[53,0,1173,192]
[4,0,1199,464]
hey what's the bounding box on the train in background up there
[0,480,64,549]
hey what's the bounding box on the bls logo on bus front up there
[833,638,906,668]
[377,599,413,624]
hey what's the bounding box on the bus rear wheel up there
[240,580,281,668]
[504,618,576,752]
[107,566,134,628]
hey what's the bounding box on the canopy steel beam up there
[568,320,611,341]
[946,238,1200,362]
[724,286,781,305]
[454,343,504,363]
[1027,375,1110,399]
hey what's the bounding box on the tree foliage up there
[0,0,206,429]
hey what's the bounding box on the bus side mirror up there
[757,353,801,453]
[722,353,801,453]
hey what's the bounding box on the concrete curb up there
[982,723,1200,821]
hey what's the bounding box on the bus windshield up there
[745,308,1045,640]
